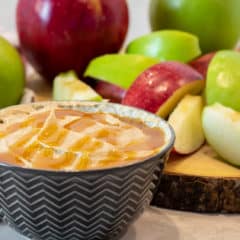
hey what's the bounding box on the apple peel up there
[84,54,159,89]
[126,30,201,63]
[157,80,205,119]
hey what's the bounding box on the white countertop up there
[1,207,240,240]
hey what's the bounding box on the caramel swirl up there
[0,108,165,171]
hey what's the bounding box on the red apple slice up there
[156,80,204,118]
[168,95,205,154]
[122,61,204,118]
[189,52,216,78]
[94,81,126,103]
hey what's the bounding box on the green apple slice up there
[168,95,205,154]
[53,71,102,101]
[84,54,159,89]
[206,50,240,112]
[126,30,201,63]
[202,103,240,166]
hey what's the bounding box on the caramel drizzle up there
[0,109,161,171]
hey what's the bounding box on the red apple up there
[94,81,126,103]
[16,0,129,81]
[122,62,204,117]
[189,52,216,78]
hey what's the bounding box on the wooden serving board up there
[152,145,240,213]
[27,72,240,213]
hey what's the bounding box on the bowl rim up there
[0,101,175,175]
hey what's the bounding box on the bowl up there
[0,101,174,240]
[0,209,3,221]
[0,88,35,223]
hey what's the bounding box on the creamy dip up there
[0,107,165,171]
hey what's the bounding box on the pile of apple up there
[122,48,240,167]
[81,30,208,155]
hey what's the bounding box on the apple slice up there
[122,61,204,118]
[84,54,159,89]
[206,50,240,112]
[202,103,240,166]
[126,30,201,63]
[168,95,205,154]
[189,52,215,78]
[94,81,126,103]
[53,71,102,101]
[157,80,204,118]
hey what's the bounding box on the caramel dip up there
[0,105,165,171]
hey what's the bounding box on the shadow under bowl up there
[0,101,174,240]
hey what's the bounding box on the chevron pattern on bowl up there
[0,157,166,240]
[0,208,3,221]
[0,88,36,222]
[0,101,174,240]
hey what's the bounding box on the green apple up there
[53,71,102,101]
[150,0,240,53]
[206,50,240,112]
[202,103,240,166]
[84,54,159,89]
[168,95,205,154]
[0,36,25,108]
[126,30,201,63]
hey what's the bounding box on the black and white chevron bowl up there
[0,101,174,240]
[0,207,3,221]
